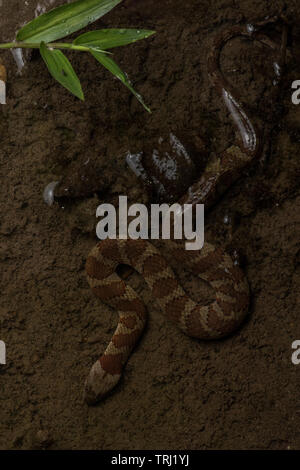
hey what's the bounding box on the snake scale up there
[84,19,287,405]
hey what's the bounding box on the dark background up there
[0,0,299,449]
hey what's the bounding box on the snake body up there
[84,20,287,405]
[85,239,249,404]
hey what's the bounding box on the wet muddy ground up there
[0,0,300,450]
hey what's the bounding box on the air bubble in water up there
[43,181,60,206]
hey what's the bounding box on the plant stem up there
[0,41,110,54]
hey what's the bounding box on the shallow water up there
[0,0,300,451]
[0,0,71,72]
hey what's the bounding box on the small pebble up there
[35,430,53,448]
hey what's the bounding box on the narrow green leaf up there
[91,50,151,113]
[17,0,122,44]
[74,29,155,49]
[40,42,84,100]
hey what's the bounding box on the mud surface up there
[0,0,300,450]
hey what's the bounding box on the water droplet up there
[273,62,281,78]
[11,48,25,74]
[246,24,256,34]
[43,181,60,206]
[223,214,230,225]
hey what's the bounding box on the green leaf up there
[91,50,151,113]
[17,0,122,44]
[40,42,84,100]
[74,29,155,49]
